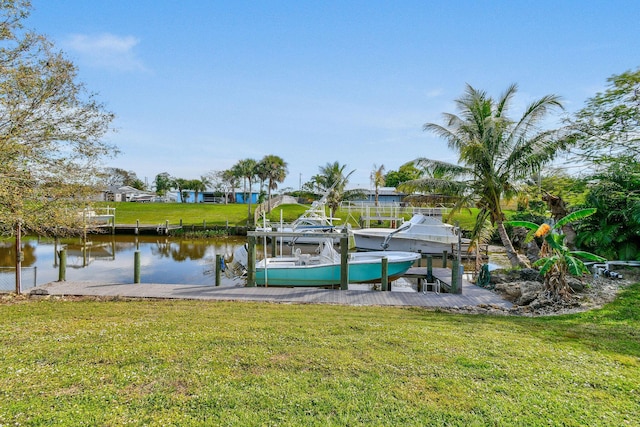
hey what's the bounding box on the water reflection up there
[0,235,247,287]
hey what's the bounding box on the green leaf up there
[569,251,607,262]
[554,208,597,230]
[565,255,589,276]
[506,220,539,231]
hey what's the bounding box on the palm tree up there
[172,178,190,203]
[316,161,355,219]
[407,84,564,267]
[370,164,385,206]
[259,155,288,212]
[234,158,258,224]
[191,175,210,203]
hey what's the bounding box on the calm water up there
[0,235,248,291]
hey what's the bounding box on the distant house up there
[173,190,260,204]
[350,187,407,204]
[103,186,156,202]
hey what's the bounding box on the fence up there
[0,267,38,293]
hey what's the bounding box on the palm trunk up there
[496,220,530,268]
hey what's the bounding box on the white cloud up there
[63,33,147,72]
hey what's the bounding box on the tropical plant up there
[370,164,385,206]
[233,158,258,224]
[508,208,606,299]
[403,84,564,267]
[574,161,640,260]
[258,155,288,212]
[315,161,356,219]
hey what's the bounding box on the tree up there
[190,175,210,204]
[0,2,115,292]
[154,172,173,198]
[384,163,420,187]
[103,168,145,190]
[233,158,258,223]
[172,178,190,203]
[370,164,385,206]
[259,155,288,212]
[409,84,564,267]
[575,161,640,261]
[565,67,640,167]
[315,161,356,219]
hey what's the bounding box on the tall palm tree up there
[259,155,288,212]
[234,158,258,224]
[370,164,385,206]
[407,84,564,267]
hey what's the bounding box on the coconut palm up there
[233,158,258,224]
[370,164,385,206]
[316,161,355,219]
[259,155,288,212]
[406,84,564,267]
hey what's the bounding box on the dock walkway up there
[31,275,511,310]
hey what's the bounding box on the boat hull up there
[255,252,420,286]
[352,231,456,254]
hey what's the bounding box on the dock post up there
[247,235,256,287]
[135,219,139,235]
[134,251,141,283]
[442,250,448,268]
[340,235,349,290]
[381,257,389,291]
[165,220,169,235]
[58,249,67,282]
[215,254,222,286]
[450,257,460,294]
[426,255,433,282]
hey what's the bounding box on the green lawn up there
[1,284,638,426]
[97,201,480,230]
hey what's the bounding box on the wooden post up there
[215,254,221,286]
[442,250,448,268]
[58,249,67,282]
[165,220,169,235]
[340,235,349,290]
[381,257,389,291]
[450,257,459,294]
[246,235,256,287]
[134,251,141,283]
[135,219,139,235]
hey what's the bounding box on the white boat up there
[234,239,420,287]
[352,214,462,254]
[258,197,346,244]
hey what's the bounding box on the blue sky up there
[28,1,640,191]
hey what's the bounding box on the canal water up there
[0,235,248,291]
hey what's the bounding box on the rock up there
[515,281,544,306]
[29,288,49,296]
[494,282,521,301]
[567,276,584,292]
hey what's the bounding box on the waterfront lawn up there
[96,202,252,226]
[97,201,481,231]
[1,284,638,426]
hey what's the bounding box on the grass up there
[97,201,480,231]
[1,284,639,426]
